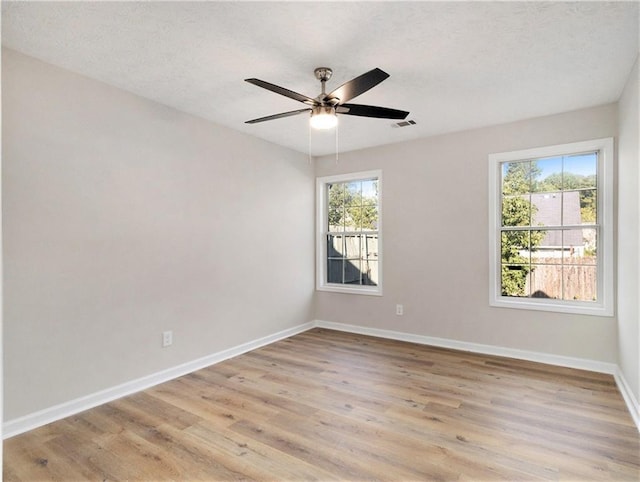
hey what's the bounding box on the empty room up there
[1,1,639,480]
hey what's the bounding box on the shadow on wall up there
[531,290,550,298]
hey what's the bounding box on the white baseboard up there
[314,320,617,373]
[5,319,638,438]
[3,321,314,439]
[314,320,639,432]
[614,367,640,430]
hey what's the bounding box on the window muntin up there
[489,139,613,316]
[317,171,382,295]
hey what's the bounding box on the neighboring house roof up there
[531,191,583,247]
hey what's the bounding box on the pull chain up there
[335,121,339,164]
[308,119,312,164]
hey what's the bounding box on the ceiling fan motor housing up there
[314,67,333,82]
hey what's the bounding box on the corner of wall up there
[616,53,640,407]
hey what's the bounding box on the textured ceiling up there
[2,1,638,156]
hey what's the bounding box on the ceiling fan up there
[244,67,409,129]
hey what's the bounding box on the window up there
[489,138,613,316]
[316,170,382,295]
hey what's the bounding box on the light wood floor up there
[4,328,639,481]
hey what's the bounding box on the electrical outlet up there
[162,330,173,347]
[396,304,404,316]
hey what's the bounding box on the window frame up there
[316,170,383,296]
[488,138,614,316]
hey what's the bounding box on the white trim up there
[6,319,638,439]
[316,170,383,296]
[0,45,4,468]
[316,284,382,296]
[314,320,617,374]
[3,321,314,439]
[614,367,640,430]
[488,137,615,316]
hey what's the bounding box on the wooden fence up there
[527,257,597,301]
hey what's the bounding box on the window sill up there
[490,297,613,317]
[317,284,382,296]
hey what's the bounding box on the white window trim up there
[316,170,383,296]
[488,138,614,316]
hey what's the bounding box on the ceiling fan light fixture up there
[245,67,409,128]
[310,106,338,130]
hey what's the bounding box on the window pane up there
[562,228,584,255]
[326,232,379,287]
[578,189,597,224]
[343,259,362,284]
[501,228,531,297]
[363,234,378,259]
[501,230,530,263]
[346,181,362,206]
[327,234,344,257]
[328,204,345,232]
[502,195,531,227]
[502,161,532,195]
[561,191,582,226]
[531,192,561,227]
[327,259,343,284]
[531,230,562,264]
[563,228,597,264]
[532,156,562,192]
[345,207,361,231]
[362,260,378,286]
[328,183,345,203]
[328,182,345,231]
[529,264,562,299]
[344,235,361,258]
[564,152,597,190]
[362,179,378,200]
[501,264,531,297]
[537,227,560,252]
[563,265,597,302]
[361,205,379,231]
[580,228,597,264]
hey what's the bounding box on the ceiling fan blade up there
[245,78,317,105]
[337,103,409,120]
[325,68,390,104]
[245,108,312,124]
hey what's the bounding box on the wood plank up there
[184,421,338,481]
[4,328,639,481]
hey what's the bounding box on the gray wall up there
[3,47,637,427]
[617,55,639,403]
[2,49,315,420]
[315,103,619,363]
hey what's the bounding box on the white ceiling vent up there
[392,120,417,128]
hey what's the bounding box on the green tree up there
[327,183,346,229]
[349,196,378,230]
[503,162,541,195]
[501,162,544,297]
[327,182,378,231]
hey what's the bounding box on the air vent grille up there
[392,120,417,128]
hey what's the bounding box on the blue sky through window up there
[501,152,597,184]
[538,152,597,179]
[361,179,378,199]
